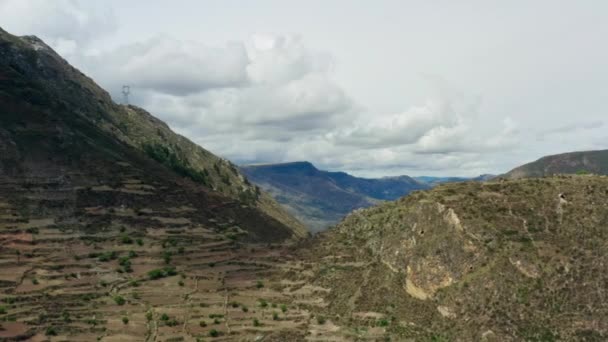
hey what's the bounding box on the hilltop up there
[241,162,429,232]
[285,174,608,340]
[503,149,608,179]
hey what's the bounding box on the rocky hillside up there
[241,162,429,232]
[286,174,608,340]
[503,149,608,179]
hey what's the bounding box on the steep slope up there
[503,149,608,179]
[284,175,608,340]
[241,162,429,232]
[0,27,306,239]
[0,28,311,341]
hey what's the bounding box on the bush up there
[148,267,177,280]
[45,327,58,336]
[199,321,207,327]
[32,278,39,285]
[258,299,268,308]
[136,238,144,246]
[160,313,169,321]
[0,306,6,314]
[273,312,279,320]
[280,304,288,313]
[377,319,389,327]
[253,318,261,327]
[256,280,264,289]
[317,316,326,325]
[178,280,184,287]
[122,317,129,324]
[114,296,126,305]
[209,329,219,337]
[146,312,153,321]
[144,143,208,185]
[98,251,118,262]
[121,236,133,244]
[241,305,249,313]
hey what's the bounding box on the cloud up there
[91,36,250,96]
[325,95,518,155]
[85,34,354,141]
[536,120,604,140]
[0,0,116,55]
[0,4,526,176]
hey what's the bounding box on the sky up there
[1,0,607,177]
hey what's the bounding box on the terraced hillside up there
[0,27,312,340]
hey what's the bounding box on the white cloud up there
[91,36,250,95]
[0,0,116,56]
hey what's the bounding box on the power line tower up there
[122,85,131,105]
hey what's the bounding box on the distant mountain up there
[503,149,608,179]
[414,174,495,186]
[240,162,429,232]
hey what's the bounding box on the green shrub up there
[258,299,268,308]
[122,317,129,324]
[160,313,169,321]
[280,304,288,313]
[253,318,261,327]
[209,329,219,337]
[0,306,6,314]
[273,312,279,320]
[45,327,58,336]
[316,316,326,325]
[241,305,249,312]
[178,280,184,287]
[256,280,264,289]
[377,319,389,327]
[136,238,144,246]
[143,144,208,185]
[114,296,126,305]
[199,321,207,327]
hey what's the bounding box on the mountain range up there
[241,162,430,231]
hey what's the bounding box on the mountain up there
[414,174,496,187]
[0,27,309,340]
[240,162,429,232]
[503,149,608,179]
[285,175,608,340]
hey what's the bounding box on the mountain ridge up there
[240,161,429,231]
[503,149,608,179]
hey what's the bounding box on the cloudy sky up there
[1,0,607,177]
